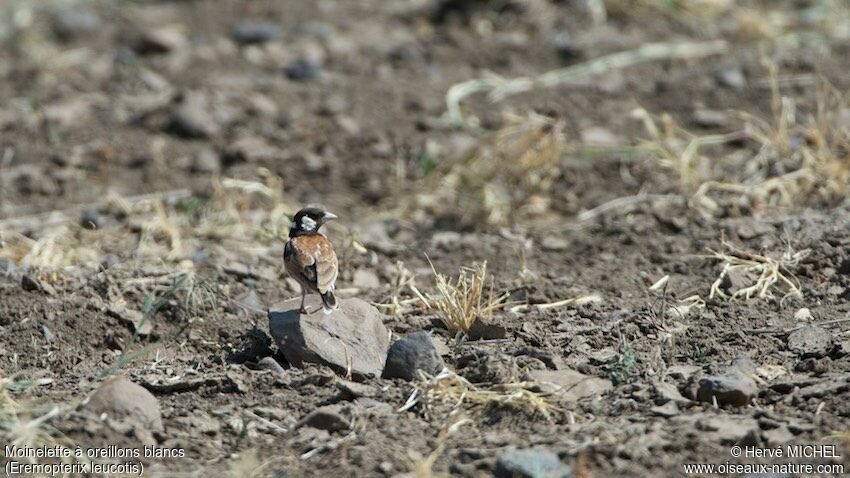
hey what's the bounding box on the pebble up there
[284,59,320,81]
[135,25,188,55]
[191,148,221,173]
[383,331,445,381]
[257,356,286,376]
[716,67,747,89]
[495,447,572,478]
[80,210,102,230]
[52,7,102,41]
[695,371,758,407]
[84,376,163,432]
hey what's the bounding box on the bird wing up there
[285,235,337,293]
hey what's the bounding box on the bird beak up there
[321,212,338,224]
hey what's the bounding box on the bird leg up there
[299,286,308,314]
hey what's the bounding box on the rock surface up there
[383,331,444,380]
[84,376,163,432]
[268,296,390,377]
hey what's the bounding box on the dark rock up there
[383,331,444,381]
[230,21,282,45]
[284,59,320,81]
[467,319,507,340]
[268,296,390,377]
[167,92,220,139]
[52,8,102,41]
[495,447,572,478]
[696,371,758,407]
[80,210,101,230]
[787,325,833,358]
[84,376,163,432]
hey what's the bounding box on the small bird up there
[284,207,340,314]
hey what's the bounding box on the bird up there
[284,207,340,314]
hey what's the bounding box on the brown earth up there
[2,0,850,476]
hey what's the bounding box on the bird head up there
[290,207,337,236]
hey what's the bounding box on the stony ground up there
[2,0,850,477]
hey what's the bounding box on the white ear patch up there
[300,216,317,230]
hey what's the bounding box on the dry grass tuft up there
[0,369,72,461]
[634,73,850,216]
[415,114,566,227]
[403,414,470,478]
[374,261,423,318]
[707,239,809,302]
[421,261,509,335]
[400,369,559,420]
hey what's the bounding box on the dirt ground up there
[3,0,850,476]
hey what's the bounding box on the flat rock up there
[84,376,163,432]
[696,371,758,407]
[525,369,612,401]
[383,331,444,381]
[495,447,572,478]
[268,296,390,378]
[787,325,833,358]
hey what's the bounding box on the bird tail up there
[320,290,339,313]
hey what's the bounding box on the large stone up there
[268,296,390,378]
[84,376,163,432]
[383,331,444,380]
[696,371,758,407]
[524,369,612,401]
